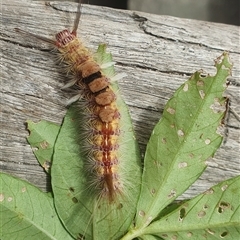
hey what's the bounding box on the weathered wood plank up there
[1,0,239,199]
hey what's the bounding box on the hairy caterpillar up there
[16,1,141,239]
[55,27,121,204]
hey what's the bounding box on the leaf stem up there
[121,227,145,240]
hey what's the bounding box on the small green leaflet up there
[27,120,61,173]
[122,52,233,239]
[0,172,74,240]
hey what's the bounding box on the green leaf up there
[134,52,232,230]
[0,172,74,240]
[94,44,116,77]
[51,44,142,240]
[142,175,240,239]
[27,120,61,173]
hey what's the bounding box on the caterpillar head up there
[55,29,76,47]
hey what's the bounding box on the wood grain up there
[1,0,239,199]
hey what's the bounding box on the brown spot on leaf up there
[197,80,204,86]
[178,162,188,168]
[199,90,205,99]
[204,188,214,194]
[167,107,176,114]
[40,140,49,149]
[177,129,184,137]
[205,139,211,145]
[139,210,145,217]
[43,160,51,172]
[162,138,167,144]
[168,189,176,198]
[8,197,13,202]
[0,194,4,202]
[207,228,215,235]
[197,210,206,218]
[221,185,228,191]
[183,83,189,92]
[151,188,156,195]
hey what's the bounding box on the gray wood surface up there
[1,0,239,200]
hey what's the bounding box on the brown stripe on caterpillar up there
[94,87,116,105]
[81,71,102,85]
